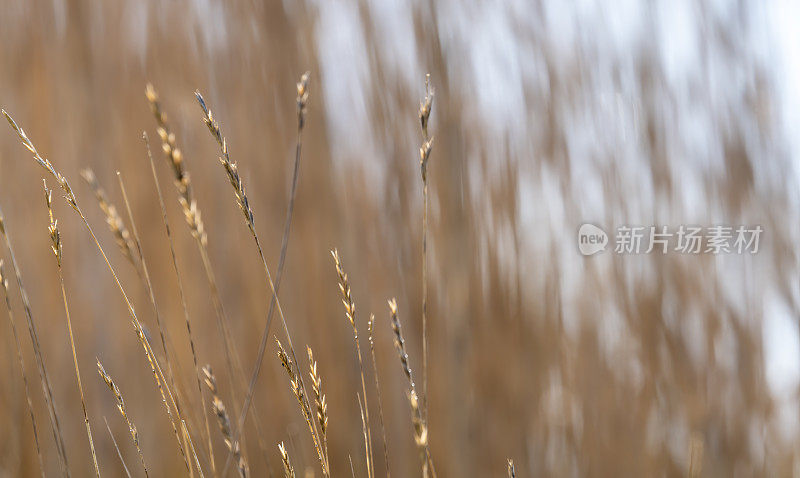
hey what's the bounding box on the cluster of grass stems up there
[0,74,518,476]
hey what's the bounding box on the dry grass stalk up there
[0,202,70,476]
[4,109,200,474]
[236,71,310,465]
[367,313,391,477]
[133,318,194,473]
[388,298,435,477]
[417,75,434,418]
[44,181,101,478]
[80,168,137,266]
[331,249,375,477]
[202,365,248,478]
[146,86,261,456]
[116,172,185,410]
[97,359,148,477]
[0,260,45,477]
[194,89,301,474]
[195,91,254,233]
[145,84,207,245]
[278,442,295,478]
[276,338,328,476]
[507,459,515,478]
[306,346,328,462]
[144,132,217,476]
[104,417,133,478]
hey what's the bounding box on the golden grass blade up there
[278,442,295,478]
[44,181,101,478]
[275,338,328,477]
[0,201,70,477]
[98,359,148,477]
[331,249,374,478]
[80,168,138,267]
[306,346,328,467]
[116,171,184,407]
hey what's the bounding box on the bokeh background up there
[1,0,800,476]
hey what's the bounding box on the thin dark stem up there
[0,263,46,478]
[104,418,133,478]
[234,122,302,448]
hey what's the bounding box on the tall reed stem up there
[43,182,101,477]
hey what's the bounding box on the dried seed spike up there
[331,249,373,477]
[81,169,138,265]
[419,74,434,137]
[388,298,433,474]
[145,84,206,243]
[196,90,256,234]
[296,72,310,129]
[203,364,248,478]
[307,346,328,437]
[3,110,77,210]
[98,359,148,477]
[279,442,295,478]
[275,338,327,475]
[388,298,413,386]
[43,180,62,266]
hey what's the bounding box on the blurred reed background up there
[1,0,799,476]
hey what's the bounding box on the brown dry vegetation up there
[0,1,797,477]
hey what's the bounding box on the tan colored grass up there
[202,365,248,478]
[306,346,328,460]
[276,338,328,476]
[0,259,45,477]
[144,132,217,476]
[278,442,295,478]
[194,89,303,475]
[98,359,148,477]
[235,71,311,469]
[146,86,270,464]
[417,74,434,418]
[80,168,138,266]
[3,109,201,475]
[44,181,101,478]
[388,298,435,477]
[331,248,375,477]
[0,200,70,476]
